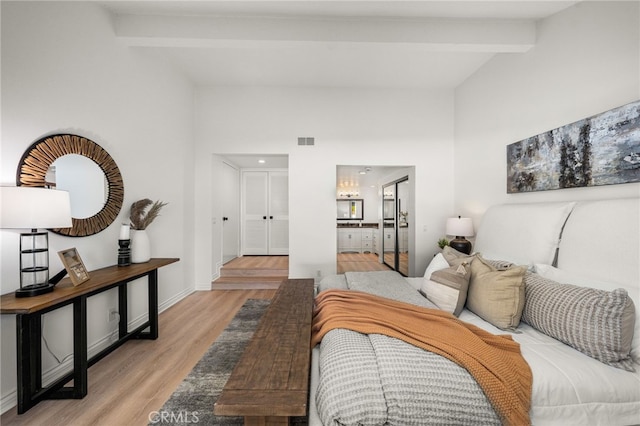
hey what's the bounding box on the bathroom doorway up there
[336,165,414,276]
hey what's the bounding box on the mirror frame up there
[16,133,124,237]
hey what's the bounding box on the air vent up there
[297,137,315,146]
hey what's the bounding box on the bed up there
[309,198,640,425]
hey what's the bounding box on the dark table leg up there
[16,313,42,414]
[148,269,158,339]
[72,296,88,398]
[118,283,128,338]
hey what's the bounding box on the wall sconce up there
[339,191,359,198]
[446,216,474,255]
[0,186,72,297]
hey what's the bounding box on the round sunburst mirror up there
[17,134,124,237]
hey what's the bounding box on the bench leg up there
[244,416,289,426]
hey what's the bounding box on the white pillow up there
[421,279,459,314]
[535,264,639,364]
[420,264,471,316]
[423,253,449,279]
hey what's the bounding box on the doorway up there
[335,165,414,275]
[214,154,289,284]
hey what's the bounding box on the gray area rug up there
[150,298,308,425]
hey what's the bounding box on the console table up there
[0,257,179,414]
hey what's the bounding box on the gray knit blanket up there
[315,271,500,426]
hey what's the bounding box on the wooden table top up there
[214,278,315,418]
[1,258,179,314]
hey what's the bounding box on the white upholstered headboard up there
[473,201,575,266]
[474,199,639,286]
[557,198,639,287]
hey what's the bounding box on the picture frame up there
[58,247,90,286]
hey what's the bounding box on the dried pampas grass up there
[130,199,167,230]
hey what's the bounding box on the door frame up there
[221,161,240,264]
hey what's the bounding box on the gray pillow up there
[521,272,636,372]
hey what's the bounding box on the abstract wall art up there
[507,100,640,193]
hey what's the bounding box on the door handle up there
[270,216,273,219]
[223,217,229,221]
[263,216,267,220]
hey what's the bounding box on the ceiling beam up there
[114,14,535,53]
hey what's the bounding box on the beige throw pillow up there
[467,255,527,330]
[442,246,476,267]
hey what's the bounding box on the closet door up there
[381,176,409,276]
[268,171,289,254]
[241,170,289,255]
[242,171,269,254]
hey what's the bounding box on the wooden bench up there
[214,278,315,425]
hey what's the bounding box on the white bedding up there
[407,276,640,425]
[460,310,640,425]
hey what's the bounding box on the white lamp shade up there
[446,217,474,237]
[0,186,72,229]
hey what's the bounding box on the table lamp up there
[0,186,72,297]
[446,216,474,255]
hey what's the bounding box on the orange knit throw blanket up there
[311,289,533,426]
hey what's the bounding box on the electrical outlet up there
[108,308,118,322]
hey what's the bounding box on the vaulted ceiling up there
[100,1,580,89]
[98,1,580,185]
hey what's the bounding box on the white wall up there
[0,2,194,411]
[455,1,640,226]
[194,87,455,285]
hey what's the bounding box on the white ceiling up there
[101,1,580,89]
[99,1,578,20]
[98,1,579,185]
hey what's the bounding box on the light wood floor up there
[0,289,276,426]
[383,251,409,276]
[337,252,392,274]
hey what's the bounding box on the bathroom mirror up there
[337,199,364,220]
[17,134,124,237]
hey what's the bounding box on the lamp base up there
[449,237,472,255]
[15,283,55,298]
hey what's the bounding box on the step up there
[211,281,284,290]
[213,276,286,283]
[219,268,288,278]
